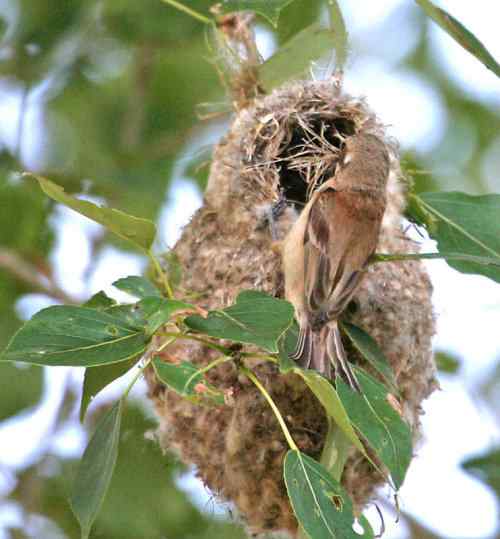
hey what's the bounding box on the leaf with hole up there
[80,359,139,422]
[337,369,412,490]
[113,276,162,299]
[216,0,294,27]
[70,401,122,539]
[341,323,397,393]
[408,192,500,283]
[1,305,150,367]
[284,450,374,539]
[259,24,338,91]
[416,0,500,78]
[32,175,156,253]
[185,290,294,352]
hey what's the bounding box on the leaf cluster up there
[8,162,500,538]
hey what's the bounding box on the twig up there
[0,248,78,304]
[372,252,500,266]
[240,365,298,451]
[159,0,212,25]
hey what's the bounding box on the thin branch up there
[372,252,500,267]
[159,0,212,25]
[240,365,298,451]
[0,248,78,305]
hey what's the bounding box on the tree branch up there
[0,248,78,305]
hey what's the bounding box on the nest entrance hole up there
[278,116,356,209]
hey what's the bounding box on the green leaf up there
[70,401,122,539]
[185,290,294,353]
[284,450,374,539]
[32,175,156,253]
[259,24,338,91]
[278,322,299,372]
[152,357,224,404]
[83,291,117,310]
[294,369,366,458]
[216,0,294,27]
[279,330,389,479]
[294,368,387,483]
[0,363,44,421]
[1,298,193,368]
[80,359,139,422]
[416,0,500,78]
[320,421,351,483]
[435,351,461,375]
[462,447,500,496]
[138,297,194,336]
[410,192,500,283]
[153,358,202,396]
[337,369,412,490]
[113,276,162,299]
[2,305,150,367]
[341,323,398,393]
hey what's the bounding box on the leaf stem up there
[159,0,212,25]
[240,366,298,452]
[149,251,174,299]
[240,352,278,363]
[156,335,178,353]
[122,337,176,399]
[122,356,153,399]
[160,331,231,354]
[185,355,232,389]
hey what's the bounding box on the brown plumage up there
[282,132,390,389]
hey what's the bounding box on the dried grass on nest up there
[145,79,437,537]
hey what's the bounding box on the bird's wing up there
[304,188,380,317]
[304,187,341,312]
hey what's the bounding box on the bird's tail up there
[291,322,360,391]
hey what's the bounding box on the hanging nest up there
[145,80,437,537]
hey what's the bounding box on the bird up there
[281,131,390,390]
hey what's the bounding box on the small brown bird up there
[282,132,390,389]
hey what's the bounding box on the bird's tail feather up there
[326,323,360,391]
[291,323,360,391]
[291,326,314,370]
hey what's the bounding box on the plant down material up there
[145,80,437,536]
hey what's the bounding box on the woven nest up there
[145,80,437,537]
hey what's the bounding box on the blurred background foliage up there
[0,0,499,538]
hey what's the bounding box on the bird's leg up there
[255,192,287,241]
[267,193,287,241]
